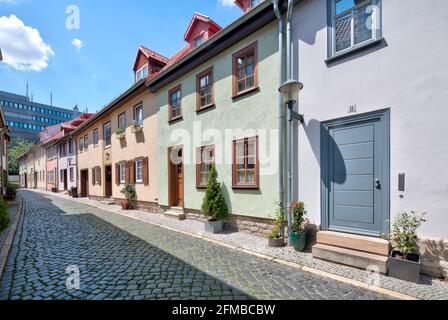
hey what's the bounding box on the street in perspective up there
[0,0,447,309]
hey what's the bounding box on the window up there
[134,104,143,126]
[232,137,259,189]
[168,86,182,121]
[193,34,205,48]
[47,170,55,183]
[329,0,382,57]
[135,160,143,183]
[69,167,74,182]
[60,170,64,183]
[136,64,149,82]
[232,42,258,97]
[68,140,73,154]
[84,135,88,151]
[103,122,111,147]
[93,128,99,146]
[79,137,84,153]
[92,167,101,185]
[196,145,215,188]
[119,163,126,184]
[118,112,126,131]
[196,67,214,111]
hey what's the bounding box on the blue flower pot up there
[290,231,307,252]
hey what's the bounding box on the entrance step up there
[164,208,186,221]
[100,199,115,206]
[316,231,391,256]
[312,243,388,274]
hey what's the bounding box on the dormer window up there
[135,64,149,82]
[194,35,205,48]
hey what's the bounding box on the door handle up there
[375,179,381,190]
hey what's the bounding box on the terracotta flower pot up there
[120,200,131,210]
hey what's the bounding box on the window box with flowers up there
[131,121,143,133]
[115,128,126,140]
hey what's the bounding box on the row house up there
[0,107,9,194]
[73,77,159,209]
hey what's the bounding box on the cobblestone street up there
[0,191,391,300]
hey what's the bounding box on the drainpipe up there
[286,0,294,244]
[272,0,285,237]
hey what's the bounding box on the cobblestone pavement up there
[0,191,392,300]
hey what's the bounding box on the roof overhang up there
[148,0,289,92]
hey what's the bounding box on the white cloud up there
[0,15,54,71]
[71,38,84,53]
[0,0,18,3]
[219,0,236,7]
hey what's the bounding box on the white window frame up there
[135,160,143,183]
[134,104,143,126]
[329,0,382,58]
[119,163,126,184]
[135,64,149,82]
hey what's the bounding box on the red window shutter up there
[125,162,130,184]
[143,157,149,186]
[129,161,135,184]
[115,164,120,185]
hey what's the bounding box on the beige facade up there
[110,90,158,205]
[34,145,47,190]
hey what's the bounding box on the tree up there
[8,138,35,175]
[201,165,229,221]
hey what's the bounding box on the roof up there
[133,46,169,71]
[184,13,222,41]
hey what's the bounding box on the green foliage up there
[116,128,124,135]
[388,211,426,259]
[121,184,136,202]
[5,183,17,199]
[292,201,308,233]
[201,165,229,221]
[268,202,285,239]
[8,138,35,175]
[0,197,9,232]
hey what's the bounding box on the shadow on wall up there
[420,238,448,279]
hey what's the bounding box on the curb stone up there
[0,196,23,281]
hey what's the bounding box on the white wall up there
[292,0,448,238]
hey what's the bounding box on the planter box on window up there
[131,125,143,134]
[116,132,126,140]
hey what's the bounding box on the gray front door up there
[321,110,390,237]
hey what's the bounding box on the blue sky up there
[0,0,242,112]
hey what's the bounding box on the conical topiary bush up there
[201,164,228,221]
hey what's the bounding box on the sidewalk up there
[30,189,448,300]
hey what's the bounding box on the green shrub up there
[116,128,124,135]
[201,165,228,221]
[121,184,136,201]
[0,197,9,232]
[268,202,285,239]
[388,211,426,259]
[5,183,17,200]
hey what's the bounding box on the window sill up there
[232,86,260,100]
[325,38,384,65]
[232,185,259,190]
[168,116,183,125]
[196,185,207,189]
[196,104,215,114]
[104,145,112,150]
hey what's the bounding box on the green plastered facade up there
[156,21,281,220]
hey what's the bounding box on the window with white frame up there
[119,163,126,184]
[329,0,381,57]
[135,160,143,183]
[134,105,143,126]
[136,64,149,82]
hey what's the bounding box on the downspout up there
[272,0,285,237]
[286,0,294,244]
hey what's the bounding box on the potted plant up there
[131,120,143,133]
[51,187,58,193]
[201,165,229,234]
[268,203,285,248]
[71,187,78,198]
[4,183,17,201]
[120,183,136,210]
[386,211,426,284]
[290,201,308,252]
[116,128,126,140]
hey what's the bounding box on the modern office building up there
[0,90,80,142]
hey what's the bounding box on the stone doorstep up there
[317,231,391,256]
[164,210,186,221]
[312,243,389,274]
